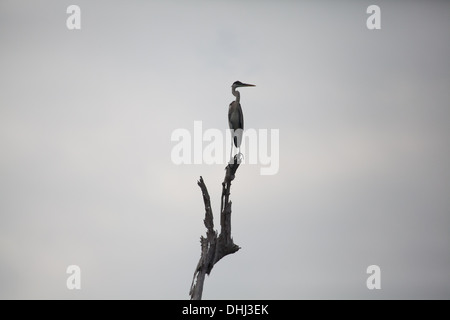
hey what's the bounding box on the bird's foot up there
[227,153,243,167]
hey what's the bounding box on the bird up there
[228,81,255,163]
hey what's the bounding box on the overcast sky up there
[1,0,449,299]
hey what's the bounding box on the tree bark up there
[189,157,241,300]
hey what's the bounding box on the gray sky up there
[1,0,449,299]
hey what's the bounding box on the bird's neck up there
[232,87,240,103]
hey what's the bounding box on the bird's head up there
[232,81,255,89]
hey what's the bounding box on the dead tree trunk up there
[189,157,241,300]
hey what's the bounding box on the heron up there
[228,81,255,163]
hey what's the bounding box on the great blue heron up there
[228,81,255,163]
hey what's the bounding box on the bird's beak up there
[240,83,255,87]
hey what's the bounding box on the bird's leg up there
[237,147,243,164]
[229,140,234,164]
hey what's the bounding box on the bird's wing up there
[228,102,234,128]
[228,101,244,148]
[228,101,237,129]
[229,101,244,130]
[237,102,244,130]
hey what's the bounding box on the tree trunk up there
[189,157,241,300]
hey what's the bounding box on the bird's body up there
[228,81,254,163]
[228,100,244,148]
